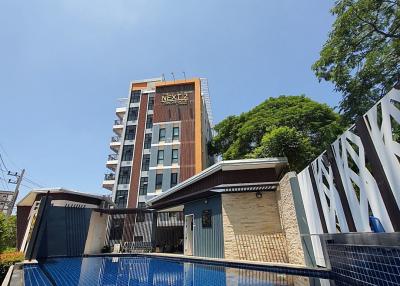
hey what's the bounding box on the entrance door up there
[184,214,194,255]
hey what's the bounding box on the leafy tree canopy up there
[210,96,344,171]
[313,0,400,124]
[0,213,16,253]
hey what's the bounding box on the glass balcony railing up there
[104,173,115,181]
[108,154,118,161]
[114,119,123,125]
[111,136,121,142]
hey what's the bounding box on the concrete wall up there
[184,196,224,258]
[221,192,288,263]
[84,211,108,255]
[277,172,306,265]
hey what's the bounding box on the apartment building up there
[103,77,214,208]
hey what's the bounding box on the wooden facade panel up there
[153,82,197,182]
[128,94,148,208]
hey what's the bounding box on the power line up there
[0,143,18,170]
[0,153,8,172]
[23,176,44,188]
[0,165,9,191]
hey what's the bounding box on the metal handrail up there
[108,154,118,161]
[111,136,120,142]
[104,173,115,181]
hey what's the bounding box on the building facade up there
[103,77,214,208]
[0,190,14,214]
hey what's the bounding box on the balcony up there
[113,119,124,135]
[106,154,118,171]
[110,136,121,152]
[116,107,127,119]
[102,173,115,191]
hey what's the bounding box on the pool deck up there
[90,252,331,278]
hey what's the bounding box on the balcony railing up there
[108,154,118,161]
[114,119,123,125]
[111,136,120,142]
[104,173,115,181]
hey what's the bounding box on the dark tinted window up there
[155,174,163,189]
[125,125,136,140]
[118,167,131,184]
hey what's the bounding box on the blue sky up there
[0,0,341,199]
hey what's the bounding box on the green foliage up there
[313,0,400,124]
[0,251,24,282]
[210,96,344,171]
[0,214,17,253]
[248,127,315,172]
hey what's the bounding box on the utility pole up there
[7,169,24,216]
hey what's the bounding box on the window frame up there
[118,166,131,184]
[172,149,179,164]
[157,150,164,165]
[155,173,163,189]
[122,145,134,161]
[125,125,136,140]
[141,154,150,171]
[127,107,139,121]
[139,177,148,195]
[170,173,178,187]
[130,91,141,103]
[146,115,153,129]
[159,128,166,141]
[144,134,152,149]
[172,127,180,140]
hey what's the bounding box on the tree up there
[248,127,315,172]
[210,95,343,171]
[313,0,400,124]
[0,214,17,252]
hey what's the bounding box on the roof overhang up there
[147,158,287,208]
[17,188,112,207]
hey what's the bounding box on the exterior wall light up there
[256,191,262,199]
[204,199,208,204]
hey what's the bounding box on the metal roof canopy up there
[148,158,288,210]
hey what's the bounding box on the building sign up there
[161,93,189,105]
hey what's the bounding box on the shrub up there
[0,251,24,283]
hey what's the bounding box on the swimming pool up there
[24,256,333,285]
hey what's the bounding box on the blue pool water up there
[24,256,332,286]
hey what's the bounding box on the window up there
[144,134,152,149]
[134,235,144,242]
[157,150,164,165]
[130,91,141,103]
[148,97,154,110]
[202,210,212,228]
[146,115,153,129]
[137,202,146,208]
[170,173,178,188]
[173,127,179,140]
[155,174,163,189]
[159,128,166,141]
[139,177,148,195]
[141,154,150,171]
[125,125,136,140]
[172,149,179,164]
[118,167,131,184]
[127,107,139,121]
[115,190,128,208]
[122,145,134,161]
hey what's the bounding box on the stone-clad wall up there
[221,192,288,262]
[277,172,306,265]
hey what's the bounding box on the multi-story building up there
[103,77,214,208]
[0,190,14,214]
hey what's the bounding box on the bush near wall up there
[0,251,24,283]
